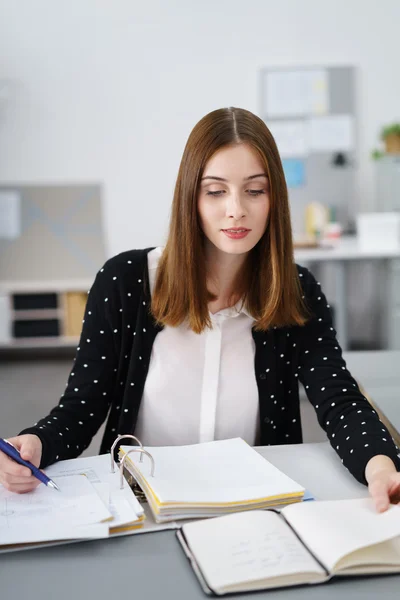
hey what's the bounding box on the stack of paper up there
[119,438,305,523]
[0,454,145,552]
[45,454,145,535]
[0,474,111,548]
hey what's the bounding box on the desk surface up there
[1,442,400,600]
[294,235,400,261]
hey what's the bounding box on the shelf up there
[11,309,63,320]
[0,280,93,293]
[0,336,80,350]
[0,281,91,353]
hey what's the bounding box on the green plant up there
[381,123,400,140]
[371,148,384,160]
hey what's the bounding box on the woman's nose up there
[226,193,246,219]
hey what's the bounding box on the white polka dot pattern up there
[18,251,400,484]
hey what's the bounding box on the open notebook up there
[119,437,305,523]
[177,497,400,595]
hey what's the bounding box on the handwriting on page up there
[227,526,321,578]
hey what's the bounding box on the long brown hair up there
[151,107,308,334]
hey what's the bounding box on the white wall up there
[0,0,399,257]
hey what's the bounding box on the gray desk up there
[1,442,400,599]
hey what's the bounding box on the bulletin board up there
[0,184,106,282]
[259,66,357,236]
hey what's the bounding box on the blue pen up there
[0,438,60,491]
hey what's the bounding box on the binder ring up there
[110,434,144,472]
[119,448,155,490]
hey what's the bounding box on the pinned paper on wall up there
[282,159,306,188]
[309,115,354,152]
[0,191,21,240]
[268,120,308,158]
[263,69,329,118]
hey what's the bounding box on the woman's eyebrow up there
[201,173,268,182]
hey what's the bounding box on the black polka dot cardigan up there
[21,248,400,484]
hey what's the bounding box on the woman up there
[1,107,399,511]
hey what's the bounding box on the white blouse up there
[134,247,260,446]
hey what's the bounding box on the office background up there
[1,1,399,251]
[0,0,399,445]
[1,0,400,346]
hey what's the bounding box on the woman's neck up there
[205,245,247,308]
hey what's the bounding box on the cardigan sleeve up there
[19,266,118,468]
[297,266,400,484]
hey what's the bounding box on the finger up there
[369,479,390,512]
[6,436,39,464]
[19,441,39,463]
[1,473,39,486]
[0,480,40,494]
[0,453,32,478]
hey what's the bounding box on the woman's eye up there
[247,189,265,196]
[205,190,225,196]
[205,189,265,197]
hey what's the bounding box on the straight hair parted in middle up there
[151,107,309,334]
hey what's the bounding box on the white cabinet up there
[0,280,92,350]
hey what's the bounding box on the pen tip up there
[48,480,61,491]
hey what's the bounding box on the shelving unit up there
[0,279,92,351]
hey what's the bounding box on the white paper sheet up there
[122,438,304,505]
[264,69,329,117]
[0,191,21,239]
[283,498,400,573]
[308,115,354,152]
[0,523,110,546]
[268,120,308,157]
[46,454,144,529]
[0,475,112,546]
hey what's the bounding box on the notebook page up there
[0,475,111,545]
[282,498,400,573]
[122,438,304,503]
[46,454,144,528]
[182,510,325,593]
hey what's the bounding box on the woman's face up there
[198,143,270,257]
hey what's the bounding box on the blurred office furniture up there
[375,155,400,212]
[260,66,356,237]
[342,350,400,447]
[294,235,400,351]
[356,212,400,251]
[0,184,105,351]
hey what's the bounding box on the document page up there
[282,498,400,573]
[182,510,325,594]
[0,475,111,545]
[46,454,144,528]
[121,438,304,504]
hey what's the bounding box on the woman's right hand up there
[0,434,43,493]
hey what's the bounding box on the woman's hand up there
[365,455,400,512]
[0,434,43,493]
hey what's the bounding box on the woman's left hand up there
[367,461,400,512]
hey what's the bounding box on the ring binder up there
[110,434,144,472]
[117,438,306,524]
[119,448,156,490]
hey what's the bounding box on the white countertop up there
[294,235,400,261]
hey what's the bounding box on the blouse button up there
[259,373,267,380]
[264,417,271,424]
